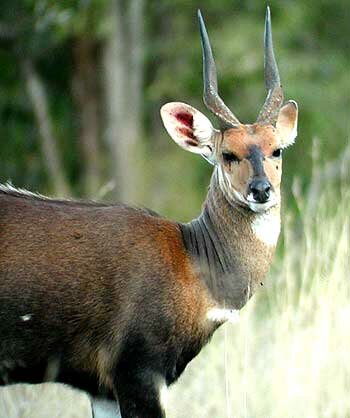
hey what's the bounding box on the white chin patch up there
[246,193,277,213]
[247,201,275,213]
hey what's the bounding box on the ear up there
[276,100,298,148]
[160,102,216,161]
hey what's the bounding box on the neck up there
[179,168,280,310]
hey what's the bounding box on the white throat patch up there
[206,308,240,324]
[251,212,280,247]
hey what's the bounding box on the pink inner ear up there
[172,109,199,146]
[175,112,193,129]
[178,127,195,139]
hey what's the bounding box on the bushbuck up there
[0,8,298,418]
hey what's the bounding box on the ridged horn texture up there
[256,7,284,125]
[198,10,240,128]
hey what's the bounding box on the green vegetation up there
[0,0,349,216]
[0,1,349,417]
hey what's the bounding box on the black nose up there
[249,179,271,203]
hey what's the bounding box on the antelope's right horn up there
[256,7,284,126]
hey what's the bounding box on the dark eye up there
[222,151,240,164]
[272,148,282,158]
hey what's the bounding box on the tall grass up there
[167,163,350,418]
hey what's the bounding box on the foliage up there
[0,0,348,214]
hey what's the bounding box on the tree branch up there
[21,59,71,196]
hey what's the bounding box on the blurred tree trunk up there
[72,38,101,198]
[21,59,71,197]
[102,0,144,203]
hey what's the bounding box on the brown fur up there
[221,125,280,158]
[204,171,277,293]
[0,189,217,418]
[214,124,283,199]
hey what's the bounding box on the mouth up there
[218,169,278,213]
[246,199,277,213]
[246,193,278,213]
[231,189,277,213]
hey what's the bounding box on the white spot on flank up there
[20,314,32,321]
[206,308,240,324]
[159,384,168,411]
[251,212,280,247]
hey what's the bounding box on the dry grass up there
[0,383,92,418]
[167,179,350,417]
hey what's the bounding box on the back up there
[0,188,195,369]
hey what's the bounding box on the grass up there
[167,169,350,418]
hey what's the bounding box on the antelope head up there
[161,8,298,213]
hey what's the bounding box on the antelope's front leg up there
[114,368,167,418]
